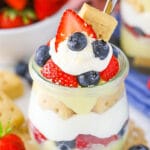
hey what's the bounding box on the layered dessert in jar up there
[120,0,150,68]
[28,3,129,150]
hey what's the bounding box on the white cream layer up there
[29,91,128,141]
[50,36,112,75]
[121,0,150,34]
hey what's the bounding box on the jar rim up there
[29,44,129,90]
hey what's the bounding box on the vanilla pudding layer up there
[29,89,128,141]
[121,0,150,35]
[121,25,150,67]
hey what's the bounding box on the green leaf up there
[0,121,3,137]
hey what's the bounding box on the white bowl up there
[0,7,65,65]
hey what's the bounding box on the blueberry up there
[15,61,28,77]
[77,71,100,87]
[134,27,145,36]
[112,45,119,58]
[129,144,149,150]
[56,140,75,149]
[92,40,109,60]
[58,144,70,150]
[67,32,87,51]
[25,71,33,85]
[34,45,50,67]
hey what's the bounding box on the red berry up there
[0,8,23,29]
[55,9,97,51]
[0,134,25,150]
[76,134,118,149]
[34,0,68,20]
[4,0,27,11]
[100,55,119,81]
[147,79,150,90]
[29,121,47,144]
[41,59,78,87]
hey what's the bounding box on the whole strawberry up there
[0,122,25,150]
[33,0,68,20]
[0,8,23,28]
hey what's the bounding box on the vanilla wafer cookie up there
[0,91,24,129]
[0,71,24,99]
[79,3,117,41]
[123,121,148,150]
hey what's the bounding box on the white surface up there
[15,81,150,146]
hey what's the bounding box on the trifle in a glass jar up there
[120,0,150,70]
[28,3,129,150]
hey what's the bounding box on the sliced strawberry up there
[0,8,23,28]
[29,121,47,144]
[41,59,78,87]
[34,0,68,20]
[76,134,118,149]
[4,0,27,11]
[100,55,119,81]
[55,9,97,51]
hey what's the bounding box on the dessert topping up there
[67,32,87,51]
[100,55,119,81]
[41,59,78,87]
[55,9,97,51]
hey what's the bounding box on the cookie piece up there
[133,57,150,68]
[79,3,117,41]
[123,121,148,150]
[0,91,24,129]
[92,83,124,113]
[0,71,24,99]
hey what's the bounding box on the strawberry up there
[29,121,47,144]
[0,8,23,28]
[4,0,27,11]
[34,0,68,20]
[41,59,78,87]
[100,55,119,81]
[0,122,25,150]
[55,9,97,51]
[76,134,118,149]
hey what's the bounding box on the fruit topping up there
[129,144,149,150]
[41,59,78,87]
[0,121,25,150]
[34,45,50,67]
[77,71,100,87]
[67,32,87,51]
[56,140,75,149]
[76,134,118,149]
[92,40,109,60]
[55,9,97,51]
[100,55,119,81]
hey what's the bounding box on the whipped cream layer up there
[50,35,113,75]
[29,91,128,141]
[121,0,150,34]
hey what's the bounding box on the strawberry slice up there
[29,121,47,144]
[41,59,78,87]
[100,55,119,81]
[76,134,118,149]
[55,9,97,51]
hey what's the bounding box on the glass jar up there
[120,0,150,73]
[28,45,129,150]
